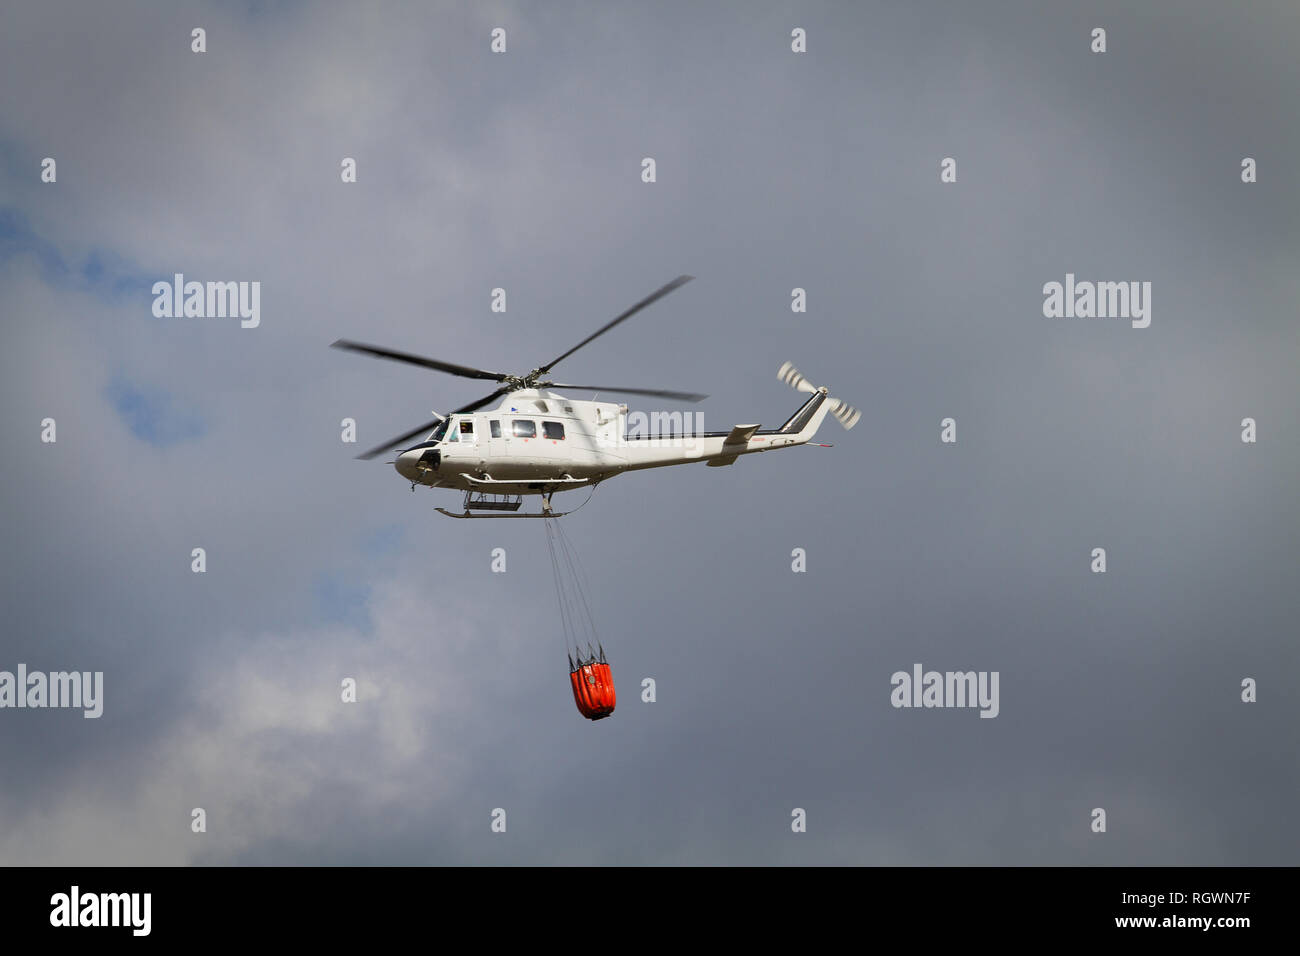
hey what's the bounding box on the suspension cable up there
[553,517,598,654]
[544,516,575,663]
[543,497,602,669]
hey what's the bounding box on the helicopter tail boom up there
[617,386,838,473]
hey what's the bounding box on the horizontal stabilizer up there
[723,424,760,445]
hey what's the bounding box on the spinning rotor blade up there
[778,360,860,430]
[354,418,444,460]
[451,387,512,415]
[776,361,818,394]
[537,275,694,374]
[331,340,508,382]
[357,388,510,460]
[545,384,708,402]
[829,399,861,430]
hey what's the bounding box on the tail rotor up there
[777,362,860,430]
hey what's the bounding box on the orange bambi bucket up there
[569,659,616,720]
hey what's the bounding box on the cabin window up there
[512,419,536,438]
[542,421,565,440]
[489,420,501,438]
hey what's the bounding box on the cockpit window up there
[459,420,474,436]
[430,419,451,442]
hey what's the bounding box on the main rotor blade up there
[537,274,694,374]
[452,387,511,415]
[355,418,443,460]
[331,340,507,382]
[544,384,708,403]
[357,388,511,459]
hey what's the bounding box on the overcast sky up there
[1,0,1297,865]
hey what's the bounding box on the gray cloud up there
[0,0,1296,865]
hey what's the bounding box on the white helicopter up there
[332,276,859,517]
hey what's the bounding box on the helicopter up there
[331,275,859,518]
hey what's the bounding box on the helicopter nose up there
[394,449,422,481]
[395,447,439,482]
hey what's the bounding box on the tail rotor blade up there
[829,399,861,430]
[777,361,817,394]
[779,361,859,429]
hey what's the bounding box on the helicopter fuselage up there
[393,387,833,499]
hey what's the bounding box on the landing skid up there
[435,489,572,519]
[435,507,574,519]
